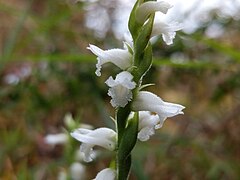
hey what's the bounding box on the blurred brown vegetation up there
[0,0,240,179]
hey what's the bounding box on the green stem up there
[116,104,131,145]
[116,111,139,180]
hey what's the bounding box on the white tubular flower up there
[94,168,116,180]
[136,1,173,23]
[44,133,68,146]
[132,91,185,128]
[70,128,117,162]
[105,71,136,108]
[151,20,182,45]
[138,111,160,141]
[87,44,132,76]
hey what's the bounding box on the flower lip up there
[105,71,136,108]
[87,44,132,76]
[129,111,161,141]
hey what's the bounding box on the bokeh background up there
[1,0,240,179]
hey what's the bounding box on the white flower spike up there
[151,20,183,45]
[132,91,185,128]
[70,128,117,162]
[136,1,173,23]
[94,168,116,180]
[87,44,132,76]
[105,71,136,108]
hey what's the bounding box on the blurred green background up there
[0,0,240,179]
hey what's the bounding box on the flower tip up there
[86,44,94,50]
[95,70,101,76]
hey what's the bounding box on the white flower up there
[94,168,116,180]
[136,1,173,23]
[132,91,185,128]
[44,133,68,146]
[128,111,161,141]
[87,44,132,76]
[105,71,136,108]
[138,111,160,141]
[151,19,183,45]
[70,128,117,162]
[70,162,86,180]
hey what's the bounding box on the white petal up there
[71,128,116,151]
[80,143,95,162]
[44,133,68,146]
[71,128,116,162]
[105,76,116,87]
[137,111,160,141]
[151,20,183,45]
[138,126,155,141]
[106,72,136,88]
[94,168,116,180]
[132,91,185,128]
[138,111,159,130]
[162,32,176,45]
[75,148,98,162]
[108,86,133,108]
[105,71,136,108]
[136,1,173,23]
[87,44,132,76]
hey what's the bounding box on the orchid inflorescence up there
[71,0,185,179]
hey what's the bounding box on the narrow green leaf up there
[116,103,131,145]
[128,0,142,40]
[134,15,154,66]
[132,43,153,83]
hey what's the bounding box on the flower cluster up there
[70,0,185,179]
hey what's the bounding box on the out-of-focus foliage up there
[0,0,240,179]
